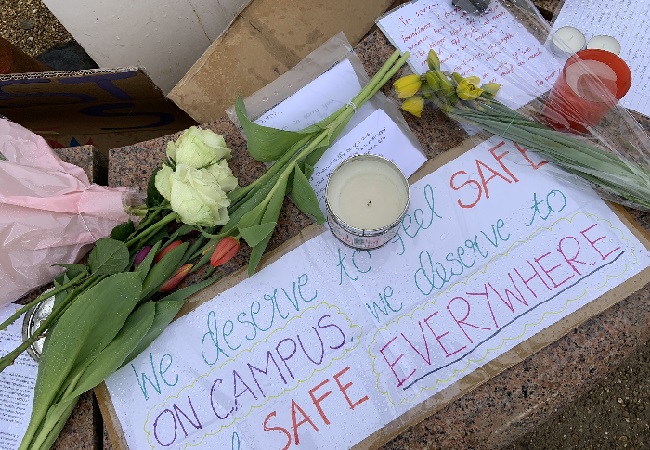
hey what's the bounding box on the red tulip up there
[210,237,240,267]
[154,240,183,263]
[160,264,193,292]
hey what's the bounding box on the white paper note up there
[254,58,427,216]
[0,304,37,450]
[552,0,650,116]
[310,109,426,215]
[377,0,563,109]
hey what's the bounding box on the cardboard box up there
[43,0,252,94]
[0,68,195,155]
[169,0,396,123]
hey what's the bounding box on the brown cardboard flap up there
[0,68,195,154]
[168,0,395,123]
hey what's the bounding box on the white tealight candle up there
[326,155,408,230]
[552,26,586,56]
[587,35,621,55]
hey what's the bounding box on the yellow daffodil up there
[394,74,423,98]
[456,76,484,100]
[401,96,424,117]
[427,49,440,71]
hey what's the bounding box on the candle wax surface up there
[328,158,408,230]
[552,26,586,54]
[587,35,621,55]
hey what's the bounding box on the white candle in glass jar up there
[552,26,586,55]
[587,35,621,55]
[326,155,409,230]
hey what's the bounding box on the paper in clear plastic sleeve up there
[377,0,650,212]
[0,118,135,306]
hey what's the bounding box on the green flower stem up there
[228,135,313,208]
[0,275,105,372]
[126,211,178,249]
[447,96,650,209]
[0,271,87,332]
[24,372,82,450]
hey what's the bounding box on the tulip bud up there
[160,264,193,292]
[427,49,441,71]
[210,237,241,267]
[154,240,184,263]
[134,245,152,265]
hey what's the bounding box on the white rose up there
[169,165,231,226]
[205,159,238,193]
[154,164,174,201]
[167,126,231,169]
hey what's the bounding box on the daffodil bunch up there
[394,50,650,211]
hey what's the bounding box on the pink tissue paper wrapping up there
[0,118,132,306]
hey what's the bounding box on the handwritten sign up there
[377,0,563,109]
[104,137,650,449]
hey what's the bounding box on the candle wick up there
[367,200,372,207]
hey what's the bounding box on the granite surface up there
[100,28,650,450]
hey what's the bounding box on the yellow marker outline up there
[368,211,641,406]
[142,301,362,449]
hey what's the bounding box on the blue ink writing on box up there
[337,248,372,285]
[401,184,443,241]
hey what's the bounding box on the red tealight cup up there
[542,49,631,133]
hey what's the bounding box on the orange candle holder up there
[542,49,631,133]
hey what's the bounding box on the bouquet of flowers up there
[394,50,650,211]
[0,49,409,450]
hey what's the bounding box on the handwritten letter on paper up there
[105,138,650,449]
[377,0,562,108]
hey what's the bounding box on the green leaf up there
[235,97,312,162]
[110,221,135,242]
[26,273,142,446]
[64,302,156,399]
[87,238,130,275]
[237,200,268,231]
[140,241,189,300]
[121,298,186,366]
[291,165,326,223]
[246,175,288,276]
[240,222,277,247]
[146,168,165,208]
[53,264,88,280]
[121,276,219,366]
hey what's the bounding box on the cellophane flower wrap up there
[382,0,650,211]
[0,118,135,306]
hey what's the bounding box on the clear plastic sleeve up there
[379,0,650,211]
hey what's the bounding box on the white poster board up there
[103,137,650,449]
